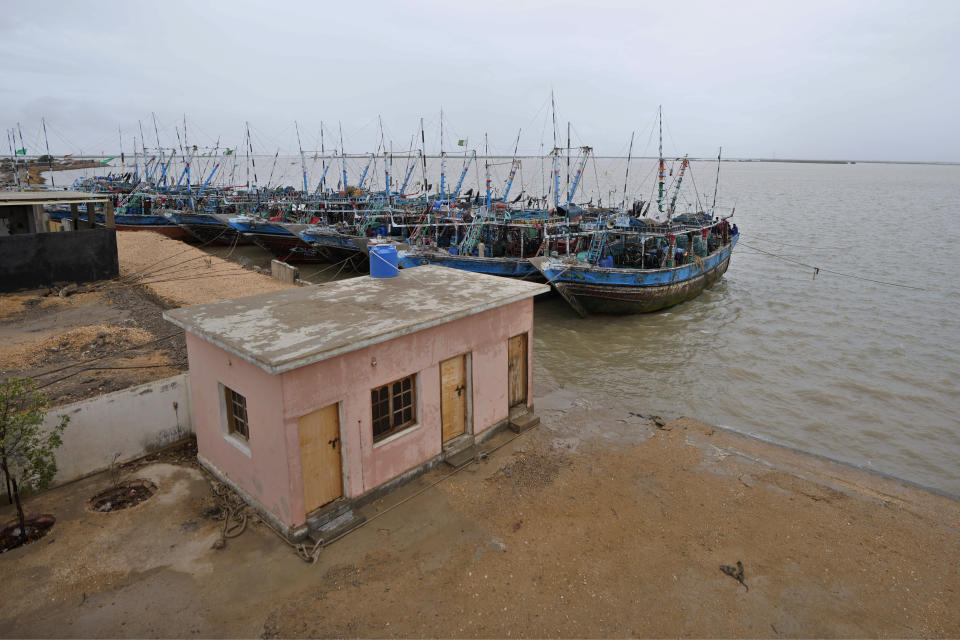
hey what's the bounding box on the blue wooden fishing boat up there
[529,224,738,316]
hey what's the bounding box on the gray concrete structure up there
[164,266,550,375]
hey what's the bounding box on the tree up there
[0,378,68,543]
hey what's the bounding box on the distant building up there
[164,266,549,540]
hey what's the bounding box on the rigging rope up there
[738,240,929,291]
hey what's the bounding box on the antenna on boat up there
[711,146,722,214]
[621,131,635,212]
[657,106,664,216]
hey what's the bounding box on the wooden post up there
[104,200,115,229]
[70,203,79,231]
[85,202,96,229]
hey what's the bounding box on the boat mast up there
[502,128,521,202]
[41,117,54,188]
[711,146,722,213]
[118,125,125,177]
[551,90,560,210]
[6,129,19,188]
[295,121,308,196]
[439,108,446,201]
[657,105,664,215]
[567,147,590,205]
[621,131,634,212]
[667,154,689,222]
[17,124,29,187]
[420,118,428,194]
[320,122,327,193]
[484,133,491,208]
[139,120,148,184]
[339,122,348,190]
[565,121,571,198]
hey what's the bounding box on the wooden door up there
[298,403,343,513]
[440,354,468,442]
[508,333,528,408]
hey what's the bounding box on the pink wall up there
[186,297,535,530]
[185,332,294,524]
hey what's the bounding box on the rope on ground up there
[737,240,929,291]
[210,481,255,549]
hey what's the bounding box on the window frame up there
[223,385,250,441]
[371,374,418,443]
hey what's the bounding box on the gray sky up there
[2,0,958,161]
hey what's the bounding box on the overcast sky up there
[2,0,958,161]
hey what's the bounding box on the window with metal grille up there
[224,386,249,440]
[371,375,416,441]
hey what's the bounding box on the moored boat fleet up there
[41,113,739,317]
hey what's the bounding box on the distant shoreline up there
[7,154,958,167]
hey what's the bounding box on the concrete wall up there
[0,227,119,292]
[186,297,535,530]
[39,374,192,487]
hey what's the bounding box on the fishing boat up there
[529,217,738,316]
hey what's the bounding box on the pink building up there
[164,266,548,540]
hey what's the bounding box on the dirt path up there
[0,383,957,638]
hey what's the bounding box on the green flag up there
[457,139,466,147]
[224,148,234,156]
[100,157,115,166]
[15,148,26,155]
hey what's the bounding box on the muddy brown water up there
[138,160,960,496]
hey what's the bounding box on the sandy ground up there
[116,230,295,307]
[1,230,297,405]
[0,379,957,638]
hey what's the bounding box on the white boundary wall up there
[42,374,193,486]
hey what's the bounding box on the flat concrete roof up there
[0,190,110,206]
[164,266,550,375]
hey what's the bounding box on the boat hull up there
[532,235,737,315]
[397,251,543,280]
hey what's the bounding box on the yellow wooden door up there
[440,354,468,442]
[298,403,343,513]
[508,333,528,407]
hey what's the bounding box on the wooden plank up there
[298,403,343,513]
[440,354,467,442]
[271,259,299,284]
[508,333,527,407]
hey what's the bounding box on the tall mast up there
[7,129,19,188]
[711,146,722,213]
[320,122,326,192]
[139,120,148,182]
[621,131,635,211]
[295,120,307,196]
[502,128,521,202]
[245,121,250,188]
[420,118,428,194]
[339,122,347,190]
[42,117,54,188]
[484,133,491,207]
[119,125,125,176]
[17,123,29,186]
[657,105,665,215]
[566,121,571,196]
[439,108,446,200]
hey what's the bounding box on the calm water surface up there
[535,162,960,495]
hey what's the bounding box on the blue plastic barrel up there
[370,244,399,278]
[448,246,459,255]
